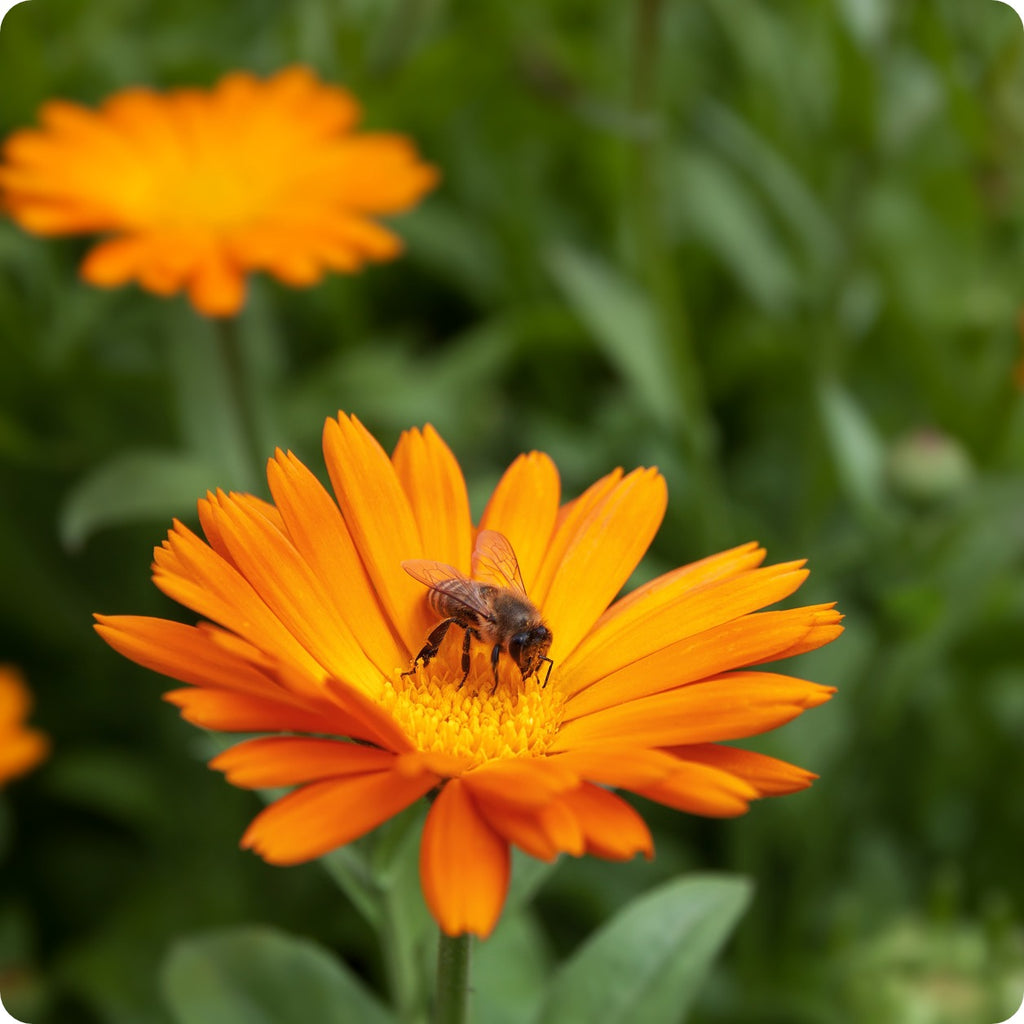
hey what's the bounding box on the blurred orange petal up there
[1,67,438,315]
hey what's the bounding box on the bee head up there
[508,624,553,678]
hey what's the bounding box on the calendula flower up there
[0,67,438,316]
[95,413,841,938]
[0,666,49,786]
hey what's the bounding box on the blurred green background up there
[2,0,1024,1022]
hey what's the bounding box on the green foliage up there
[1,1,1023,1023]
[536,875,752,1024]
[161,926,395,1024]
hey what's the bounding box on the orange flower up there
[0,67,438,316]
[0,666,49,785]
[95,414,841,938]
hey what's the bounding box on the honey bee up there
[402,529,553,691]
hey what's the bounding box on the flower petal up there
[477,452,561,592]
[554,672,836,750]
[0,730,49,783]
[545,746,686,789]
[588,542,766,628]
[419,778,510,938]
[558,784,653,861]
[632,761,759,817]
[474,792,585,861]
[560,561,810,695]
[241,768,438,865]
[204,489,380,693]
[392,425,472,572]
[94,615,309,701]
[563,606,843,719]
[461,756,581,809]
[211,737,398,788]
[163,687,340,734]
[665,744,817,796]
[539,468,667,664]
[267,450,406,679]
[150,520,329,696]
[322,414,431,654]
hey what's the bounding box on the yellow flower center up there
[380,638,565,768]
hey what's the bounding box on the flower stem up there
[214,315,265,490]
[626,0,729,546]
[433,931,471,1024]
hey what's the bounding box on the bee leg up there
[490,644,502,693]
[402,618,456,677]
[458,626,476,687]
[540,656,553,687]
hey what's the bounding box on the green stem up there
[214,315,265,490]
[626,0,728,545]
[433,931,471,1024]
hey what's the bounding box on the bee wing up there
[401,559,495,619]
[471,529,528,597]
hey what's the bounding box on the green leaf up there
[816,378,888,518]
[161,925,395,1024]
[667,147,800,312]
[536,874,752,1024]
[546,244,678,429]
[472,909,551,1024]
[58,449,220,550]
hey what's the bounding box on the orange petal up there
[632,761,759,817]
[197,491,287,569]
[322,414,430,654]
[461,756,582,809]
[392,425,472,572]
[321,677,415,753]
[564,605,841,720]
[0,729,49,784]
[95,615,308,701]
[473,791,585,861]
[560,562,809,695]
[558,783,653,861]
[419,779,510,938]
[150,519,328,696]
[530,468,623,605]
[187,247,246,317]
[211,736,397,788]
[204,490,380,694]
[267,450,406,679]
[545,746,686,790]
[753,608,845,663]
[241,768,438,865]
[665,743,817,796]
[554,672,836,750]
[477,452,561,593]
[589,542,766,628]
[80,235,151,286]
[540,468,667,664]
[163,687,341,735]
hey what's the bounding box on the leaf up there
[546,244,678,428]
[161,925,395,1024]
[472,909,551,1024]
[536,874,752,1024]
[816,378,888,518]
[667,147,800,312]
[58,449,220,550]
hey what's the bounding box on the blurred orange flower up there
[95,413,841,938]
[0,666,49,786]
[0,67,438,316]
